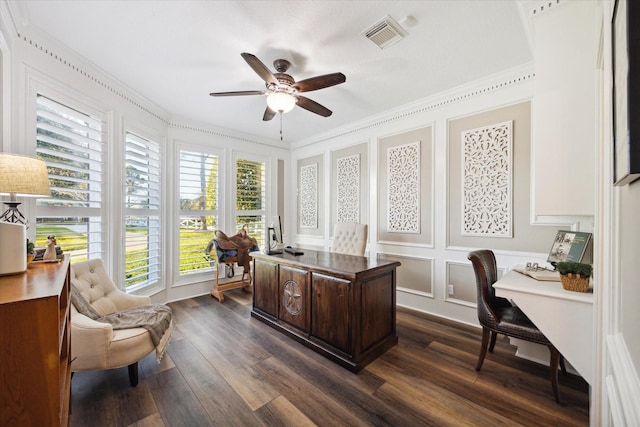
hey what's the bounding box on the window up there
[178,149,218,275]
[35,95,105,262]
[124,132,161,288]
[235,157,266,248]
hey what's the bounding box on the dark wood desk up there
[251,250,400,372]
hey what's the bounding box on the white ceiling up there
[12,1,534,143]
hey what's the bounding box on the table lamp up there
[0,153,51,275]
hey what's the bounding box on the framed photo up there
[612,0,640,186]
[547,230,592,265]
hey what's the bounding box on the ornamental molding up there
[387,141,420,233]
[336,154,361,223]
[299,163,318,229]
[283,280,302,315]
[461,121,513,237]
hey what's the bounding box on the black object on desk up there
[284,246,304,255]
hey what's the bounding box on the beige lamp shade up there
[0,153,51,198]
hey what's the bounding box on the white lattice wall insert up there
[387,141,420,233]
[336,154,361,223]
[462,121,513,237]
[299,163,318,228]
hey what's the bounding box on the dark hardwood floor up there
[71,290,589,426]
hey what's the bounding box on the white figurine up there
[43,235,58,262]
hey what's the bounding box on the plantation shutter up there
[178,149,218,274]
[235,158,266,248]
[124,132,161,287]
[35,95,105,261]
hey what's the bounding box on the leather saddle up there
[207,228,258,274]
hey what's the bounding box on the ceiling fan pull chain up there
[280,112,284,142]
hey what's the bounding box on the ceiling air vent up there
[362,16,404,49]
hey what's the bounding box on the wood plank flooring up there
[71,290,589,426]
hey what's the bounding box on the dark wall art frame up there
[612,0,640,186]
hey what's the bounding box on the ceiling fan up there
[209,52,346,121]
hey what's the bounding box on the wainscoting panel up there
[377,252,433,296]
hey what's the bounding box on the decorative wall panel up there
[299,163,318,228]
[387,141,420,233]
[462,121,512,237]
[336,154,360,223]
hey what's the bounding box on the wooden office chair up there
[331,222,368,256]
[468,249,566,403]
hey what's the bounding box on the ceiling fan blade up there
[296,96,332,117]
[263,107,276,121]
[241,52,278,85]
[209,90,265,97]
[293,73,346,92]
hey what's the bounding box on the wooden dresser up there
[0,255,71,426]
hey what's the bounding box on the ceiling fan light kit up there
[210,52,346,140]
[267,92,296,113]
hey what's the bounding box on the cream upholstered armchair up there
[69,259,172,386]
[331,222,368,256]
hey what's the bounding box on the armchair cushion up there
[71,258,150,315]
[70,259,173,375]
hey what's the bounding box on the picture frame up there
[612,0,640,186]
[547,230,592,265]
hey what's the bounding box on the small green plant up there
[556,261,592,277]
[26,239,35,255]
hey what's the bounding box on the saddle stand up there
[207,229,256,302]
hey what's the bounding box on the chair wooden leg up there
[476,327,491,371]
[548,346,561,404]
[488,331,498,352]
[559,354,567,375]
[128,362,139,387]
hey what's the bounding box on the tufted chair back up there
[331,222,368,256]
[71,258,140,316]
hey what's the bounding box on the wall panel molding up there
[377,252,433,297]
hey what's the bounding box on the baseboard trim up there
[606,333,640,425]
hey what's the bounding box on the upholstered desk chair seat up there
[70,259,172,386]
[332,222,368,256]
[468,249,565,403]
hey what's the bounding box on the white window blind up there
[179,149,218,275]
[35,95,105,262]
[235,157,266,248]
[124,132,161,288]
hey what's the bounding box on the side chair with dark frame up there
[468,249,567,404]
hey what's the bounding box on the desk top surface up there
[251,249,401,276]
[493,267,593,304]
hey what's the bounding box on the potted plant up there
[556,261,592,292]
[26,238,35,264]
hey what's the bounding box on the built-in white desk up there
[492,268,594,385]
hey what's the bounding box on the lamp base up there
[0,222,27,275]
[0,202,27,225]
